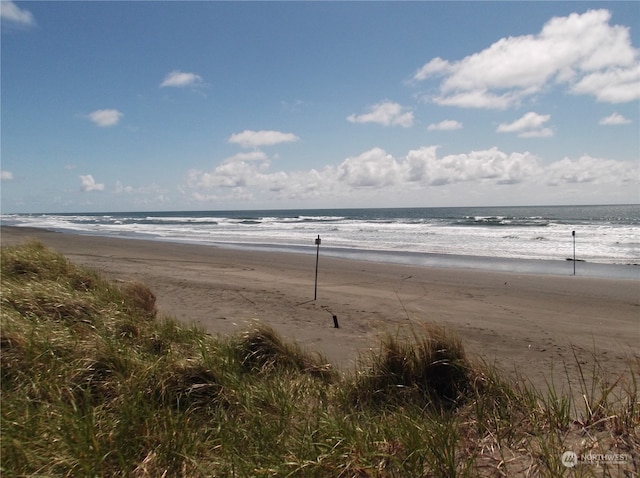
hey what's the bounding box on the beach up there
[2,226,638,390]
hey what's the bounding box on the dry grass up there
[350,325,471,410]
[235,321,335,380]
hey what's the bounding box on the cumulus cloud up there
[86,109,123,127]
[401,147,542,186]
[186,146,550,199]
[79,175,105,192]
[497,112,550,133]
[187,151,271,189]
[497,112,553,137]
[413,57,450,81]
[570,64,640,103]
[413,9,639,108]
[432,90,527,110]
[184,145,637,206]
[427,120,463,131]
[0,1,36,28]
[227,130,300,148]
[347,101,414,127]
[599,112,632,125]
[338,148,400,188]
[160,70,204,88]
[1,170,14,181]
[545,155,637,186]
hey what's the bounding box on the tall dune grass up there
[1,241,637,476]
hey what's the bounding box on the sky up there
[1,1,639,213]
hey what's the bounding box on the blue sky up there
[1,1,638,213]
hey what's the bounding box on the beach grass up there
[1,241,637,477]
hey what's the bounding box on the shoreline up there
[213,241,640,280]
[1,225,638,391]
[4,225,639,279]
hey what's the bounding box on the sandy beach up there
[2,226,638,390]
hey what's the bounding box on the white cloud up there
[599,112,632,125]
[518,128,554,138]
[338,148,400,188]
[187,151,271,189]
[227,130,300,148]
[0,1,36,27]
[86,109,123,127]
[401,147,542,186]
[497,112,550,133]
[110,181,171,207]
[497,112,553,137]
[187,150,339,203]
[544,155,637,186]
[430,89,528,110]
[160,70,204,88]
[79,175,105,192]
[413,57,451,82]
[427,120,463,131]
[414,9,640,108]
[347,101,414,127]
[571,65,640,103]
[1,170,14,181]
[183,145,637,206]
[114,181,134,194]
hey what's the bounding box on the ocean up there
[2,205,639,279]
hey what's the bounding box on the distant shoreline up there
[2,225,638,280]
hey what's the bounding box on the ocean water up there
[2,205,639,278]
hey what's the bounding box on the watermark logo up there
[562,450,630,467]
[561,451,577,468]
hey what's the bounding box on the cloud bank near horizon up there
[183,145,637,206]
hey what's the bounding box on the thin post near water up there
[314,235,321,300]
[572,230,576,276]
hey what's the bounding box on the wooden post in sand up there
[314,235,321,300]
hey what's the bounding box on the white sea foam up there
[2,206,638,275]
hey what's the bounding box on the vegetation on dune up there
[1,241,638,477]
[349,327,471,410]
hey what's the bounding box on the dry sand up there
[2,226,638,391]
